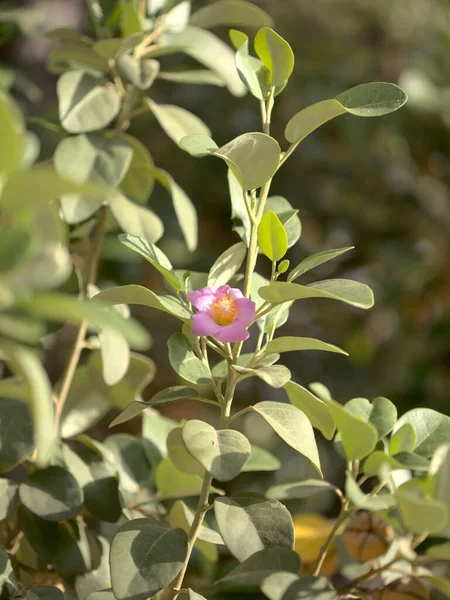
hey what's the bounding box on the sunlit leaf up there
[190,1,273,29]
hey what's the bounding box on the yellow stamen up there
[212,295,237,326]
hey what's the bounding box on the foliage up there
[0,2,449,600]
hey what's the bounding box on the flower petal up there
[216,284,232,298]
[214,319,250,343]
[227,287,245,301]
[235,297,256,325]
[191,312,221,337]
[188,286,217,311]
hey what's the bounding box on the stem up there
[313,508,350,576]
[134,16,167,59]
[53,208,108,437]
[338,558,399,595]
[168,374,239,599]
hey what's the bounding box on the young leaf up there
[288,247,354,282]
[285,82,408,146]
[258,210,288,262]
[155,458,223,499]
[110,518,187,600]
[283,381,335,440]
[264,196,301,249]
[182,420,251,481]
[344,396,397,439]
[214,493,294,562]
[119,233,182,292]
[168,333,211,385]
[345,472,395,510]
[254,27,294,88]
[207,241,247,287]
[190,1,273,29]
[251,401,321,475]
[230,31,267,100]
[259,279,374,309]
[266,336,348,356]
[57,70,121,133]
[146,98,211,147]
[19,466,83,521]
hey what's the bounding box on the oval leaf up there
[168,333,211,385]
[190,1,273,29]
[283,381,335,440]
[207,242,247,287]
[258,210,288,262]
[288,247,354,282]
[266,336,347,356]
[394,408,450,458]
[146,98,210,147]
[254,27,294,88]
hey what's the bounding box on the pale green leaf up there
[167,426,204,476]
[147,98,210,147]
[207,241,247,287]
[396,480,449,534]
[345,471,395,510]
[288,247,354,282]
[232,364,291,388]
[0,479,18,520]
[262,572,336,600]
[254,27,294,87]
[389,422,416,455]
[251,401,321,474]
[0,91,23,175]
[158,70,225,86]
[283,381,335,440]
[242,445,280,472]
[344,396,397,439]
[394,408,450,458]
[0,399,34,472]
[110,192,164,243]
[119,134,155,203]
[168,333,211,385]
[266,479,339,501]
[266,336,347,356]
[117,55,159,90]
[167,500,223,545]
[190,1,273,29]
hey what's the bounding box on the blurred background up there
[1,0,449,499]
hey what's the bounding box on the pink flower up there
[188,285,255,343]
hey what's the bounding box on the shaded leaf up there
[262,572,336,600]
[117,55,159,90]
[168,333,211,385]
[167,500,223,545]
[110,518,187,600]
[266,479,339,501]
[119,134,155,203]
[396,480,449,534]
[0,478,18,520]
[288,247,354,282]
[155,458,223,499]
[110,192,164,243]
[146,98,210,147]
[25,586,65,600]
[242,445,280,472]
[167,426,204,476]
[207,242,247,287]
[0,398,34,472]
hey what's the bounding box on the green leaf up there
[86,592,115,600]
[232,365,291,388]
[1,342,56,468]
[19,466,83,521]
[344,397,397,439]
[119,234,181,291]
[288,247,354,282]
[285,82,408,145]
[190,1,273,29]
[207,242,247,287]
[324,398,378,460]
[266,479,339,501]
[258,210,288,262]
[110,191,164,243]
[0,478,18,520]
[121,0,142,36]
[395,480,449,534]
[105,434,151,494]
[25,586,65,600]
[92,284,191,320]
[141,409,177,465]
[75,537,111,600]
[259,279,374,309]
[19,292,151,350]
[155,458,223,499]
[345,472,395,510]
[119,134,155,204]
[167,426,204,476]
[262,572,336,600]
[394,408,450,458]
[152,168,198,252]
[167,500,223,545]
[47,40,109,74]
[214,493,294,562]
[213,352,279,381]
[266,336,348,356]
[57,70,121,133]
[146,98,211,147]
[264,197,301,249]
[158,70,225,86]
[254,27,294,88]
[0,166,103,218]
[188,591,207,600]
[161,26,246,97]
[230,31,267,100]
[0,398,34,472]
[168,333,211,385]
[0,91,23,175]
[242,445,280,472]
[426,543,450,561]
[363,450,429,476]
[182,420,251,481]
[0,548,16,597]
[420,575,450,600]
[117,55,159,89]
[283,381,335,440]
[61,352,155,438]
[109,401,148,427]
[429,443,450,506]
[216,548,301,591]
[182,132,281,191]
[389,423,416,455]
[110,517,187,600]
[251,401,321,475]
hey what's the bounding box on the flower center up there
[211,296,237,326]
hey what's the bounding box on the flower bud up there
[371,578,429,600]
[343,511,393,562]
